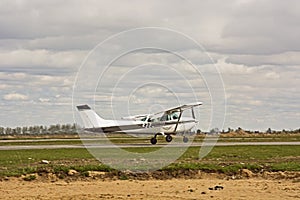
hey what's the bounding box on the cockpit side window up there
[171,112,180,120]
[172,113,178,120]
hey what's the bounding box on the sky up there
[0,0,299,131]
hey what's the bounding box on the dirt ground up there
[1,176,299,200]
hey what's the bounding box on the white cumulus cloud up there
[3,93,29,101]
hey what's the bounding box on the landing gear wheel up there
[166,135,173,142]
[183,136,189,143]
[150,137,157,145]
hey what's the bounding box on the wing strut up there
[191,107,195,119]
[174,109,183,132]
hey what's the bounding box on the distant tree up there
[5,127,12,135]
[48,125,55,133]
[55,124,61,134]
[282,129,287,134]
[0,127,4,135]
[28,126,34,134]
[12,129,17,135]
[39,126,45,134]
[0,123,82,135]
[209,128,220,135]
[16,127,22,135]
[61,124,72,133]
[237,127,242,132]
[22,127,28,134]
[266,128,272,134]
[32,126,40,135]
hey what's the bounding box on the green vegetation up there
[163,145,300,174]
[23,174,37,181]
[119,174,129,180]
[0,145,299,177]
[0,133,299,147]
[1,125,298,178]
[0,140,83,146]
[181,145,300,161]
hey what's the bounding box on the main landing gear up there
[150,134,189,145]
[150,137,157,145]
[166,135,173,142]
[150,133,173,145]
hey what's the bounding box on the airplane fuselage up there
[77,102,202,144]
[85,117,197,135]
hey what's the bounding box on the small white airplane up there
[76,102,202,145]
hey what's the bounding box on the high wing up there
[121,114,149,121]
[156,102,202,114]
[154,102,202,135]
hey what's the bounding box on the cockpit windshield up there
[146,111,181,123]
[159,111,180,122]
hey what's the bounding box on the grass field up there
[0,145,299,177]
[0,133,299,146]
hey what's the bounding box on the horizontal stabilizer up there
[77,105,91,111]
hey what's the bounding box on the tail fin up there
[76,105,106,128]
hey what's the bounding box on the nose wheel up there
[183,136,189,143]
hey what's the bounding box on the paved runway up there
[0,141,299,150]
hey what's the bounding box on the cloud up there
[226,51,300,67]
[0,72,27,80]
[220,0,300,54]
[0,0,299,56]
[265,72,280,80]
[0,0,299,131]
[3,93,29,101]
[0,84,11,89]
[38,98,50,102]
[0,49,86,70]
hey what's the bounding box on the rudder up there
[76,105,106,128]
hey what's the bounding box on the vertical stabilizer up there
[76,105,106,128]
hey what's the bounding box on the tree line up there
[197,127,300,135]
[0,124,299,136]
[0,124,78,135]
